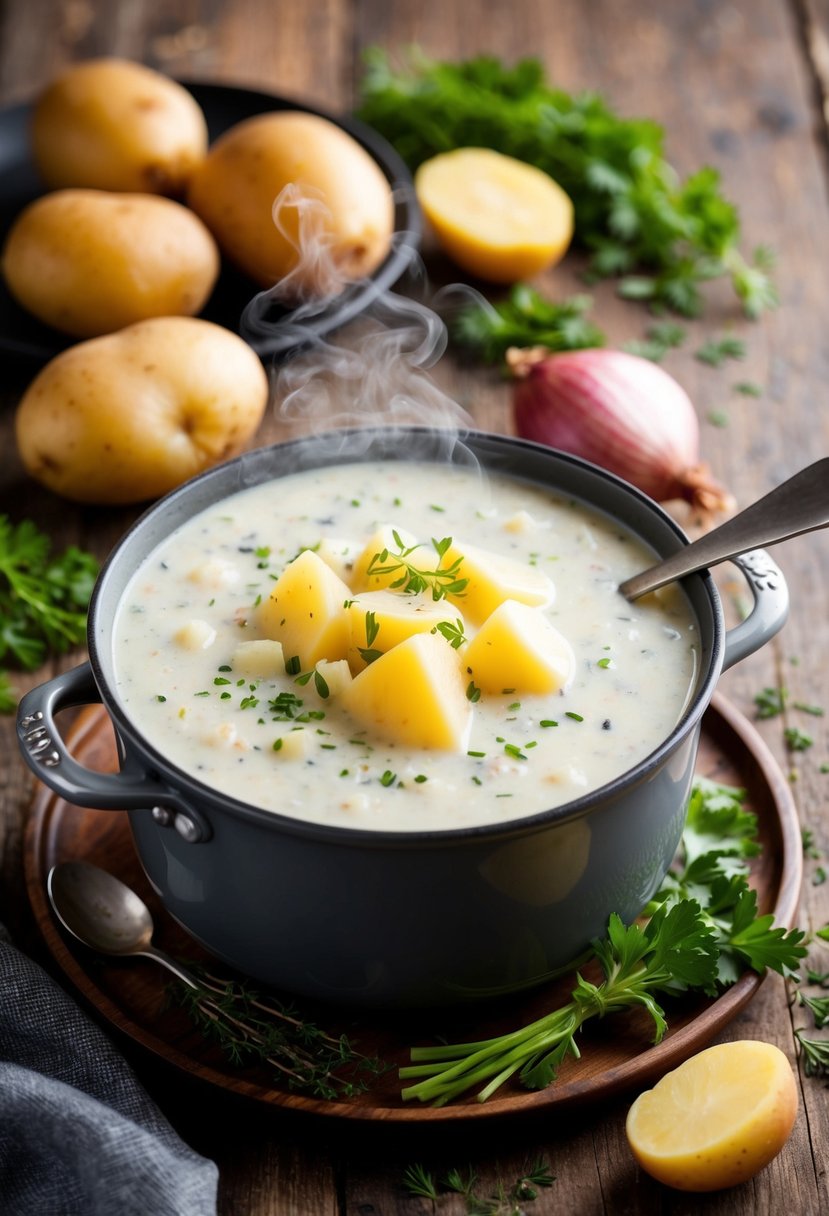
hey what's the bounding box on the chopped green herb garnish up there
[366,535,467,600]
[285,655,302,676]
[734,380,762,397]
[565,711,584,722]
[272,738,283,752]
[269,691,304,720]
[431,618,467,649]
[357,610,383,666]
[213,676,231,686]
[504,743,527,760]
[540,719,559,728]
[155,694,167,702]
[414,775,428,784]
[695,336,746,367]
[785,726,813,752]
[597,657,613,669]
[754,686,786,718]
[380,770,397,787]
[623,321,686,363]
[466,681,481,703]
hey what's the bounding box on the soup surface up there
[111,460,699,831]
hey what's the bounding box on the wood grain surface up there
[1,1,828,1213]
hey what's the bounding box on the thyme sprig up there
[366,534,467,601]
[171,967,385,1099]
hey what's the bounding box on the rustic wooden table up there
[1,1,828,1212]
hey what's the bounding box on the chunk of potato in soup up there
[112,461,699,831]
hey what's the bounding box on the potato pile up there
[4,57,395,504]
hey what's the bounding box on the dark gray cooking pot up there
[17,429,789,1008]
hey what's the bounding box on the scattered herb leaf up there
[694,336,746,367]
[451,285,605,363]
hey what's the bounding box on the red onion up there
[509,347,732,512]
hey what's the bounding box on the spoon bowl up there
[48,861,199,989]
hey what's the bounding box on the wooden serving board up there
[24,693,802,1123]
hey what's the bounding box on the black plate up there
[0,80,421,363]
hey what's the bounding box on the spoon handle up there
[619,457,829,600]
[139,945,202,991]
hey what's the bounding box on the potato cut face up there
[315,658,353,697]
[347,590,466,671]
[444,539,555,624]
[342,632,472,752]
[464,599,574,694]
[414,147,574,283]
[231,638,285,679]
[257,549,351,669]
[625,1041,798,1192]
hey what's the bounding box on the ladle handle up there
[620,457,829,599]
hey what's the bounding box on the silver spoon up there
[47,860,199,990]
[619,457,829,600]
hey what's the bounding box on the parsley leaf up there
[451,286,605,363]
[358,50,777,319]
[0,516,98,674]
[695,336,747,367]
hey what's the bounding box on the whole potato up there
[2,189,220,337]
[15,318,269,505]
[31,58,207,195]
[187,111,394,293]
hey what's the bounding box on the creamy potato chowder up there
[112,460,699,831]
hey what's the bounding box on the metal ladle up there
[47,860,199,990]
[619,456,829,600]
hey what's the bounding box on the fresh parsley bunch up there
[401,778,806,1106]
[0,516,99,705]
[358,50,777,319]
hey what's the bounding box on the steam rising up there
[239,182,475,464]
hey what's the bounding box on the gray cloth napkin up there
[0,925,218,1216]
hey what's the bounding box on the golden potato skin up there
[187,111,394,292]
[15,318,269,505]
[2,189,220,337]
[31,58,207,195]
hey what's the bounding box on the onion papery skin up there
[511,348,725,507]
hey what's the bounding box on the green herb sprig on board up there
[450,286,605,364]
[400,779,806,1106]
[172,966,386,1099]
[358,50,777,319]
[0,516,99,711]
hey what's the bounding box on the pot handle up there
[721,549,789,672]
[17,662,212,843]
